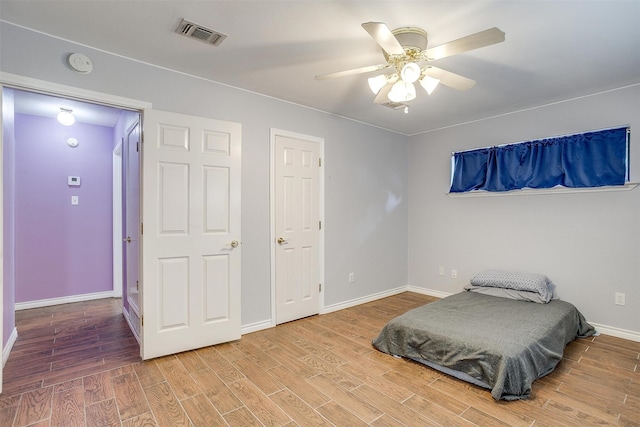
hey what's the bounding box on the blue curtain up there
[450,127,628,193]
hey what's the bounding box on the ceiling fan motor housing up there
[384,27,428,60]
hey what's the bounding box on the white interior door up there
[273,131,321,324]
[142,109,241,359]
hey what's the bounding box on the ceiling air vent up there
[176,19,227,46]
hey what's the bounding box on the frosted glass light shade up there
[388,81,416,102]
[368,75,388,94]
[57,109,75,126]
[400,62,421,83]
[419,74,440,95]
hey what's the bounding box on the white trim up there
[269,128,325,325]
[448,182,638,198]
[241,319,274,335]
[320,285,406,315]
[15,291,115,311]
[122,307,141,344]
[2,327,17,367]
[406,285,452,299]
[0,83,5,393]
[589,323,640,343]
[0,72,152,111]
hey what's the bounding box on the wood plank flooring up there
[1,292,638,426]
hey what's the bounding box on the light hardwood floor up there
[1,292,638,426]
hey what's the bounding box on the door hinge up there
[141,315,144,327]
[319,283,322,292]
[136,140,139,152]
[319,157,322,167]
[140,223,143,235]
[136,280,139,291]
[319,220,322,230]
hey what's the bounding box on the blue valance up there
[450,127,629,193]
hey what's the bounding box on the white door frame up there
[0,84,5,391]
[269,128,325,326]
[0,72,152,377]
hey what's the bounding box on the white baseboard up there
[122,308,141,344]
[590,323,640,343]
[239,286,407,335]
[320,285,407,315]
[15,291,116,311]
[406,285,452,299]
[241,319,274,335]
[2,327,18,367]
[234,284,640,344]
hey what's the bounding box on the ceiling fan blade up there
[424,66,476,91]
[315,64,388,80]
[362,22,405,56]
[424,27,505,61]
[373,78,398,104]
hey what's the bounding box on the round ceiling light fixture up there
[400,62,421,83]
[57,108,75,126]
[388,80,416,103]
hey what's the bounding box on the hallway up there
[3,298,139,397]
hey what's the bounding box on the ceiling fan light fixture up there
[420,74,440,95]
[57,108,75,126]
[388,80,416,103]
[368,74,388,94]
[400,62,421,83]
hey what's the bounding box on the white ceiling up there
[1,1,639,135]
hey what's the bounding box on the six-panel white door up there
[274,132,321,324]
[142,109,241,359]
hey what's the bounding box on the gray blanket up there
[372,291,595,400]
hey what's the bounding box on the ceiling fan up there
[315,22,505,109]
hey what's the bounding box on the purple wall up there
[3,88,16,346]
[14,114,114,303]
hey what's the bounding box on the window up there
[450,127,630,193]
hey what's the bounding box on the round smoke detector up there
[67,53,93,74]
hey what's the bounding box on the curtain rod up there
[451,125,630,155]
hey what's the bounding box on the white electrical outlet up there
[451,269,457,279]
[615,293,626,306]
[71,196,79,205]
[348,272,355,283]
[438,267,444,276]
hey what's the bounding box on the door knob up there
[277,237,287,244]
[230,240,239,248]
[124,236,132,243]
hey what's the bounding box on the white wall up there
[408,85,640,335]
[0,22,408,327]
